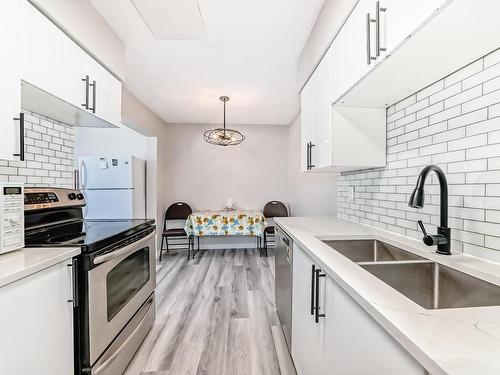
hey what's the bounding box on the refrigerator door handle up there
[80,161,87,189]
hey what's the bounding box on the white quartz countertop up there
[274,216,500,375]
[0,247,80,288]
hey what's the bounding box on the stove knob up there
[76,193,85,200]
[68,193,77,200]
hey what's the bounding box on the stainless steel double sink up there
[322,239,500,310]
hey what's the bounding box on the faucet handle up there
[417,220,428,236]
[418,220,437,246]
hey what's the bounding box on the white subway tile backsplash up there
[448,134,487,151]
[467,144,500,160]
[462,89,500,113]
[467,170,500,184]
[444,85,482,109]
[430,82,461,104]
[338,48,500,261]
[445,59,483,87]
[0,111,74,188]
[448,108,488,129]
[429,105,461,125]
[466,117,500,136]
[463,60,500,90]
[416,102,444,120]
[417,80,445,100]
[395,95,416,112]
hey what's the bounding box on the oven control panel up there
[0,183,24,254]
[24,192,59,205]
[24,188,86,212]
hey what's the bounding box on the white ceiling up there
[90,0,325,126]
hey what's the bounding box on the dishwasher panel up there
[275,224,292,351]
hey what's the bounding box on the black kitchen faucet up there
[408,165,451,255]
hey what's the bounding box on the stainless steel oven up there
[87,228,156,374]
[24,187,157,375]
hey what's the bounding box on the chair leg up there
[159,236,165,261]
[197,236,200,251]
[165,236,169,254]
[188,236,192,260]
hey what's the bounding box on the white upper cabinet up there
[301,44,386,172]
[22,0,85,109]
[384,0,447,53]
[21,1,121,128]
[312,51,333,170]
[300,49,332,172]
[0,0,22,161]
[330,0,377,104]
[300,80,315,172]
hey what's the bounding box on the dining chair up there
[159,202,194,261]
[262,201,289,257]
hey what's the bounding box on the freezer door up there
[79,156,137,189]
[83,190,145,219]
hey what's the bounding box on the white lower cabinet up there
[292,244,426,375]
[292,242,325,375]
[0,260,75,375]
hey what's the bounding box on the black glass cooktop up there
[25,219,155,253]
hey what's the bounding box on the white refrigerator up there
[79,155,146,219]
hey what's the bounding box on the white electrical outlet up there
[348,186,355,201]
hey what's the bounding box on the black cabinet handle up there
[89,80,97,113]
[315,269,326,323]
[12,113,25,161]
[309,143,315,169]
[82,75,90,110]
[310,264,316,315]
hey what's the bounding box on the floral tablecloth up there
[184,210,267,237]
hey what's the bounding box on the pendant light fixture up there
[204,96,245,146]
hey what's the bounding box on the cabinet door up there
[384,0,446,53]
[0,260,74,375]
[0,0,21,161]
[93,64,122,126]
[81,53,122,126]
[323,275,425,375]
[300,79,315,172]
[331,0,377,104]
[22,1,85,109]
[312,50,332,170]
[292,244,324,375]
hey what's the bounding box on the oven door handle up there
[93,231,155,265]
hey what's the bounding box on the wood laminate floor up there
[124,248,296,375]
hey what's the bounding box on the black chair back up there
[263,201,288,218]
[164,202,193,229]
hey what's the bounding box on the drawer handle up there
[315,269,326,323]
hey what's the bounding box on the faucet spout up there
[409,165,451,255]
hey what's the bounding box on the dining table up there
[184,209,268,258]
